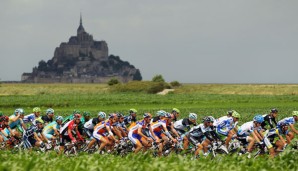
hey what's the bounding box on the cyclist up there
[150,111,177,156]
[41,108,55,125]
[59,114,84,154]
[116,113,128,137]
[84,112,106,139]
[261,108,278,130]
[213,111,240,148]
[87,113,119,154]
[23,107,41,126]
[151,110,166,123]
[174,113,198,138]
[171,108,180,122]
[128,113,156,153]
[124,108,138,126]
[276,111,298,143]
[0,116,15,141]
[8,108,26,136]
[186,116,214,158]
[263,123,289,157]
[43,116,63,140]
[79,111,91,135]
[23,120,48,149]
[237,115,264,158]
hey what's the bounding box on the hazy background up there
[1,0,298,83]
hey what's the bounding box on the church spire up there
[77,13,85,34]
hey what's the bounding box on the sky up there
[1,0,298,83]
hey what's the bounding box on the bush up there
[170,81,181,87]
[152,75,165,82]
[147,82,164,94]
[108,78,120,86]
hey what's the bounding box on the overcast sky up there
[1,0,298,83]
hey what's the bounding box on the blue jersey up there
[23,113,38,125]
[9,114,23,129]
[43,121,60,135]
[215,117,235,136]
[277,117,296,127]
[24,125,43,138]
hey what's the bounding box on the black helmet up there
[271,109,278,113]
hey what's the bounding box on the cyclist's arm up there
[170,124,179,138]
[149,125,159,141]
[289,124,298,134]
[106,125,117,141]
[11,115,20,122]
[1,129,8,137]
[34,132,42,142]
[251,130,261,143]
[162,124,175,141]
[137,127,147,139]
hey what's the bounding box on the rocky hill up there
[22,15,142,83]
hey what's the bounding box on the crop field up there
[0,83,298,171]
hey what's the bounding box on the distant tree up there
[152,74,165,82]
[108,78,120,86]
[170,81,181,87]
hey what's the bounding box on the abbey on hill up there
[22,15,142,83]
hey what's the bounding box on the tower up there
[77,13,85,35]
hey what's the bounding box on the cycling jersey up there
[41,115,53,124]
[261,114,277,129]
[23,125,43,138]
[8,115,24,133]
[43,121,60,139]
[174,118,196,134]
[213,116,229,126]
[215,117,236,136]
[237,121,261,136]
[23,113,40,125]
[60,120,82,141]
[277,117,296,128]
[128,120,150,144]
[124,115,137,125]
[84,118,100,130]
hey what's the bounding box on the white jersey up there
[213,116,229,127]
[84,119,95,129]
[23,113,38,125]
[237,121,261,136]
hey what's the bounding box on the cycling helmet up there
[98,112,106,119]
[165,112,172,118]
[74,114,81,119]
[33,107,41,113]
[83,111,91,117]
[203,116,212,122]
[73,110,81,114]
[3,116,9,122]
[292,111,298,117]
[109,113,117,119]
[208,116,215,123]
[253,115,264,123]
[189,113,197,120]
[271,108,278,113]
[117,113,124,118]
[56,116,64,121]
[172,108,180,113]
[46,108,54,115]
[35,120,43,124]
[227,110,233,116]
[15,108,25,115]
[129,109,138,114]
[0,111,3,117]
[232,111,241,118]
[143,113,152,118]
[156,110,166,117]
[279,123,289,128]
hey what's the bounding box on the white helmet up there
[189,113,197,120]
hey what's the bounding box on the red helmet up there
[3,116,9,122]
[74,114,81,119]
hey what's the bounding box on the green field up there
[0,83,298,171]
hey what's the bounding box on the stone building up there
[22,15,142,83]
